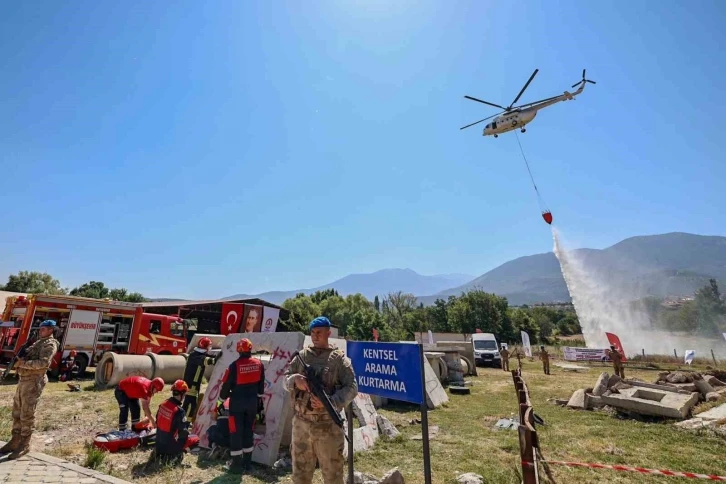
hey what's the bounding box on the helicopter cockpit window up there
[485,123,490,129]
[491,121,497,129]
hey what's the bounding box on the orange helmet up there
[151,377,165,393]
[236,338,252,353]
[172,379,189,393]
[69,350,77,357]
[198,337,212,350]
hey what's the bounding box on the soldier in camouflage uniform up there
[499,344,510,372]
[539,345,550,375]
[0,320,59,460]
[285,317,357,484]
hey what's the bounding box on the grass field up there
[2,358,726,484]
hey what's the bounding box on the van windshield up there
[474,340,498,350]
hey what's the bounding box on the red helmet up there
[69,350,77,357]
[198,337,212,350]
[151,377,164,393]
[237,338,252,353]
[172,379,189,393]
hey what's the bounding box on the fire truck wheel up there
[75,355,89,377]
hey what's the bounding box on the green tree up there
[70,281,110,299]
[382,291,417,335]
[346,310,395,342]
[448,290,508,338]
[694,279,726,335]
[310,289,339,305]
[2,271,67,295]
[282,294,320,332]
[70,281,147,302]
[509,308,540,344]
[427,297,453,332]
[555,313,581,336]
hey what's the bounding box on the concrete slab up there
[554,363,590,371]
[191,332,305,466]
[601,386,699,419]
[696,402,726,421]
[343,393,380,454]
[423,356,449,409]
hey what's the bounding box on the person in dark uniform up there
[182,337,217,421]
[218,338,265,473]
[154,379,191,466]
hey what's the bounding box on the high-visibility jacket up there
[155,397,189,455]
[219,356,265,412]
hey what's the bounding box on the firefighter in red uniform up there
[154,379,191,465]
[59,350,79,382]
[218,338,265,473]
[115,376,165,431]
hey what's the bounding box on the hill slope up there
[424,232,726,306]
[225,269,474,305]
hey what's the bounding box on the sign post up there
[347,341,431,484]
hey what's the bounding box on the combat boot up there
[242,452,252,471]
[8,435,30,460]
[0,431,21,454]
[226,455,245,474]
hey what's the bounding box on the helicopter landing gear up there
[521,128,526,133]
[494,134,498,138]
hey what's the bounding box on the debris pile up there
[654,371,726,402]
[562,370,725,420]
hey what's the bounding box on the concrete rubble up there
[348,468,405,484]
[376,415,401,440]
[561,370,724,419]
[676,402,726,430]
[456,473,485,484]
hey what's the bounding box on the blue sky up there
[1,1,724,299]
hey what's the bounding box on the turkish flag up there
[605,332,627,362]
[372,328,379,342]
[221,303,244,335]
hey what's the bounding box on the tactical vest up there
[292,347,344,417]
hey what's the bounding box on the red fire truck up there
[1,294,188,377]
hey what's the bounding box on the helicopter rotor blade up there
[517,95,564,109]
[509,68,539,108]
[571,81,582,88]
[586,80,596,84]
[460,112,502,130]
[464,96,506,110]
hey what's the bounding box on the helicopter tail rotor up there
[571,69,596,88]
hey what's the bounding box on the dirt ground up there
[2,358,726,484]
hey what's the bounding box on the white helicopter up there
[460,69,596,137]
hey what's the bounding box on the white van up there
[469,333,501,367]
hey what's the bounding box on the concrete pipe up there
[459,356,472,376]
[95,352,154,389]
[148,353,188,384]
[437,357,448,381]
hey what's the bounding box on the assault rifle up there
[291,351,350,443]
[0,338,34,382]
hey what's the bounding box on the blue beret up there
[40,320,57,327]
[309,316,331,331]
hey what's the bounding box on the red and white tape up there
[524,460,726,481]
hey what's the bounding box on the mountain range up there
[158,232,726,306]
[223,269,474,304]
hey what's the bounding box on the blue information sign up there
[347,341,424,405]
